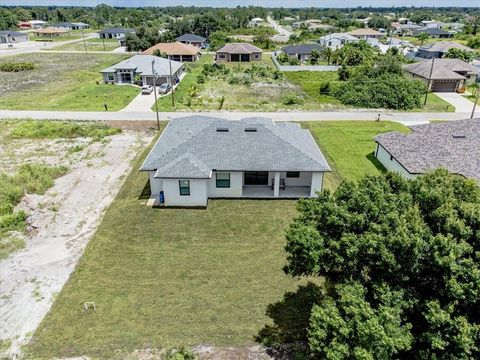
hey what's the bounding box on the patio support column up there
[310,172,323,197]
[273,172,280,197]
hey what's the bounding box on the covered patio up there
[242,186,310,198]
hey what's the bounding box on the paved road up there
[267,16,291,43]
[0,109,474,125]
[434,92,475,113]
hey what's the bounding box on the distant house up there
[17,22,32,29]
[32,27,70,38]
[395,23,423,36]
[98,28,134,39]
[421,20,443,29]
[248,17,264,27]
[140,116,331,207]
[53,22,89,30]
[414,28,453,39]
[142,42,200,62]
[279,44,324,62]
[100,55,183,86]
[417,42,473,59]
[404,59,479,92]
[307,24,335,32]
[176,33,207,48]
[0,30,29,43]
[348,28,384,39]
[28,20,47,29]
[318,32,359,49]
[216,43,263,62]
[375,119,480,182]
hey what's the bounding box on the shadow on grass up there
[366,152,386,173]
[256,282,323,359]
[138,179,151,200]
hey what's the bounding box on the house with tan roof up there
[403,59,479,92]
[32,27,70,37]
[348,28,384,39]
[215,43,262,62]
[142,41,200,62]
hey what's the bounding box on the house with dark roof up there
[98,28,134,39]
[0,30,29,44]
[279,44,323,62]
[413,28,453,39]
[318,32,359,49]
[176,33,207,48]
[374,119,480,182]
[140,116,331,207]
[417,41,473,59]
[100,55,183,86]
[53,22,89,30]
[216,43,263,62]
[404,59,479,92]
[142,42,200,62]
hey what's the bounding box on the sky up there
[2,0,480,8]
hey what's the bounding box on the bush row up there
[0,61,35,72]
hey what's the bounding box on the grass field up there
[418,93,456,112]
[30,34,82,42]
[48,38,120,52]
[0,53,138,111]
[305,121,410,189]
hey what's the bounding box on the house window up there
[179,180,190,196]
[107,73,114,81]
[286,172,300,178]
[216,173,230,188]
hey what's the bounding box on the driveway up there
[120,88,154,112]
[434,92,475,113]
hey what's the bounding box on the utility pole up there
[151,60,160,130]
[424,58,435,106]
[471,87,479,119]
[81,27,87,54]
[169,60,175,107]
[102,36,105,51]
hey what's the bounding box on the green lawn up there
[28,133,306,358]
[305,121,410,190]
[47,38,120,52]
[418,93,455,112]
[0,53,139,111]
[464,85,479,105]
[30,34,82,42]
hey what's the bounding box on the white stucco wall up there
[208,171,243,197]
[266,171,313,187]
[149,172,162,197]
[310,172,324,197]
[161,178,208,207]
[375,144,416,179]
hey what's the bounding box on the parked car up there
[158,83,172,94]
[141,85,153,95]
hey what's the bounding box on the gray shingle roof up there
[98,27,134,35]
[419,41,472,53]
[375,119,480,181]
[176,33,206,42]
[100,55,183,76]
[281,44,323,55]
[415,28,452,36]
[141,116,331,178]
[404,59,479,80]
[216,43,262,54]
[0,30,27,37]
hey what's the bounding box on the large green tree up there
[284,170,480,359]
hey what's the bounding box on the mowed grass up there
[28,137,303,358]
[48,38,120,52]
[0,53,138,111]
[418,93,455,112]
[305,121,410,189]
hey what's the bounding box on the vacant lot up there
[305,121,410,189]
[0,53,138,111]
[48,38,120,52]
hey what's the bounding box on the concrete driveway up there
[434,92,475,113]
[120,88,154,112]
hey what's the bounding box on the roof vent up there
[452,131,466,139]
[245,127,257,132]
[216,127,229,132]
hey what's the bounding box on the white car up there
[141,85,153,95]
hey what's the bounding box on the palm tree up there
[417,32,429,46]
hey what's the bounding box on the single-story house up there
[404,59,479,92]
[318,32,359,49]
[142,41,200,62]
[17,22,32,29]
[98,28,134,39]
[0,30,29,44]
[394,23,423,36]
[421,20,443,29]
[53,22,89,30]
[307,24,335,32]
[28,20,47,29]
[375,119,480,182]
[279,44,324,62]
[176,33,207,48]
[248,17,264,27]
[100,54,183,86]
[216,43,263,62]
[348,28,384,39]
[140,116,331,207]
[417,42,474,59]
[32,27,70,38]
[413,28,453,39]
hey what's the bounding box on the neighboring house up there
[348,28,384,39]
[53,22,89,30]
[279,44,324,62]
[307,24,335,32]
[176,33,207,48]
[395,23,423,36]
[421,20,443,29]
[100,54,183,86]
[17,22,32,29]
[403,59,479,92]
[32,27,70,38]
[248,17,264,27]
[98,28,134,39]
[140,116,331,207]
[28,20,47,29]
[318,32,359,49]
[216,43,263,62]
[413,28,453,39]
[417,41,473,59]
[0,30,29,43]
[375,119,480,182]
[142,41,200,62]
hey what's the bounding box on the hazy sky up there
[2,0,480,8]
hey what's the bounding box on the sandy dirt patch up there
[0,131,153,354]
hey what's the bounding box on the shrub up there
[196,73,206,84]
[319,81,331,94]
[288,57,300,65]
[283,92,304,105]
[10,121,121,140]
[277,52,289,64]
[0,61,35,72]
